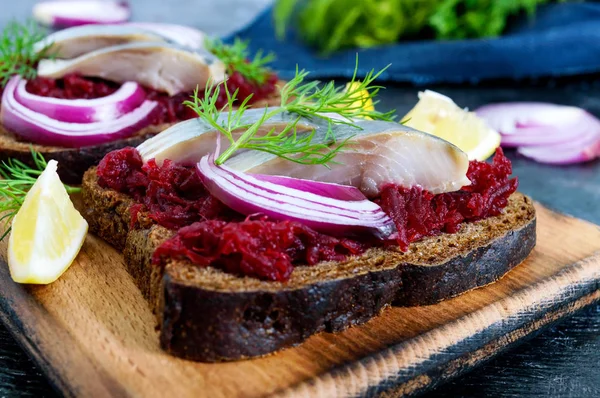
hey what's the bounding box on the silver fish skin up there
[126,23,207,50]
[228,120,471,196]
[139,109,469,195]
[137,108,327,166]
[33,25,168,59]
[37,42,225,96]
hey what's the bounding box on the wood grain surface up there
[0,202,598,398]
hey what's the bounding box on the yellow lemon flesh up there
[8,160,87,284]
[344,81,375,117]
[403,90,501,160]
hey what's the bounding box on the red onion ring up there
[476,103,585,134]
[196,152,395,239]
[0,76,158,148]
[517,123,600,164]
[14,77,146,123]
[33,0,130,28]
[476,102,600,164]
[250,174,368,202]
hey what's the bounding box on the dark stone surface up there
[1,1,600,397]
[424,304,600,398]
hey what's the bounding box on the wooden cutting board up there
[0,202,599,398]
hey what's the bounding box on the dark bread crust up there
[82,168,537,362]
[0,88,283,184]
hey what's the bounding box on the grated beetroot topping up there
[26,74,120,99]
[377,148,518,251]
[152,217,366,281]
[96,146,147,194]
[24,71,279,125]
[97,147,517,282]
[97,147,236,229]
[213,71,279,108]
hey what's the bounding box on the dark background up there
[2,1,600,396]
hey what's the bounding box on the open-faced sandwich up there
[0,22,282,183]
[80,66,537,362]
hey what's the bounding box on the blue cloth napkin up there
[224,2,600,84]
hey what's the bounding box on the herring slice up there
[138,110,470,196]
[137,108,320,165]
[126,23,207,50]
[37,42,226,95]
[229,120,471,196]
[34,24,168,59]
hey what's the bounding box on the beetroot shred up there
[98,149,365,281]
[25,72,279,125]
[212,71,279,108]
[377,148,518,251]
[26,74,120,99]
[96,146,147,195]
[97,147,517,282]
[97,147,235,229]
[26,74,196,124]
[152,217,366,281]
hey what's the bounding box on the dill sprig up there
[205,37,275,86]
[0,20,51,87]
[281,59,394,125]
[0,149,80,240]
[184,58,396,166]
[186,84,351,166]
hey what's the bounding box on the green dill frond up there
[0,20,52,87]
[205,37,275,86]
[184,57,396,166]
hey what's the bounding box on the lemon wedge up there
[7,160,87,284]
[402,90,501,160]
[344,81,375,117]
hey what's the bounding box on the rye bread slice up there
[0,91,283,184]
[82,167,536,362]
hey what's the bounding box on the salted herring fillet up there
[137,108,322,166]
[37,42,225,96]
[34,24,207,59]
[125,23,207,50]
[33,24,168,59]
[138,108,470,196]
[229,119,471,196]
[138,108,361,166]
